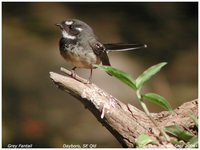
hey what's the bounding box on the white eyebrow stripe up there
[65,20,73,25]
[75,27,83,31]
[62,30,76,39]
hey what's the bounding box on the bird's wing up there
[104,43,147,52]
[89,41,111,66]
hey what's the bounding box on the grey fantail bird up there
[56,19,147,83]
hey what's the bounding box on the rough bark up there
[49,68,198,148]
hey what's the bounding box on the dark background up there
[2,2,198,148]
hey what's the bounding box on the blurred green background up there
[2,2,198,148]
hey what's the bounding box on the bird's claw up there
[70,70,76,78]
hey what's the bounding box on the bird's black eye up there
[69,25,74,30]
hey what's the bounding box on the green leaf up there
[164,125,194,142]
[189,113,198,128]
[185,136,198,148]
[94,65,137,90]
[142,93,172,111]
[135,134,155,148]
[136,62,167,89]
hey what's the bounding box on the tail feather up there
[100,52,112,76]
[101,52,111,66]
[104,43,147,52]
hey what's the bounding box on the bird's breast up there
[60,41,100,68]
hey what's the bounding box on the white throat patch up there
[61,30,76,40]
[65,20,73,25]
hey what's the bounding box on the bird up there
[56,19,147,83]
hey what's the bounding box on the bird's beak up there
[55,23,63,29]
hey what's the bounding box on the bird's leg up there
[71,67,77,78]
[88,68,93,84]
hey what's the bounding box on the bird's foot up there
[70,69,76,78]
[60,67,91,84]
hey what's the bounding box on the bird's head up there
[56,19,95,40]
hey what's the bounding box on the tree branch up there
[49,68,198,148]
